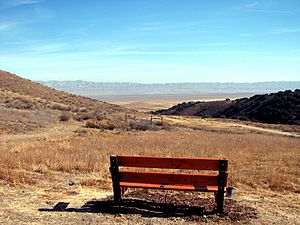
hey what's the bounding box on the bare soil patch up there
[1,183,298,225]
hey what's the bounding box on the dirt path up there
[165,116,300,138]
[0,122,83,143]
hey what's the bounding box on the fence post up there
[125,110,128,123]
[150,115,153,125]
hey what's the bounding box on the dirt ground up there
[0,180,299,225]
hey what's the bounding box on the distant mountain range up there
[38,80,300,101]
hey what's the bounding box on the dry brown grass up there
[0,128,299,193]
[0,107,57,134]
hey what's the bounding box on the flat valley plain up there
[95,93,248,111]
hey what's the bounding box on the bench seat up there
[120,182,219,192]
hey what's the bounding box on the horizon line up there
[36,80,300,85]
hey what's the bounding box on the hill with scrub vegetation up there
[0,70,127,133]
[154,89,300,125]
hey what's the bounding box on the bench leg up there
[214,192,218,203]
[214,191,224,213]
[216,190,224,213]
[113,184,121,204]
[110,155,121,204]
[217,160,227,213]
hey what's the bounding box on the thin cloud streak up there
[0,22,14,31]
[243,1,259,8]
[273,28,300,34]
[238,33,253,37]
[100,50,256,56]
[128,20,208,33]
[1,40,233,56]
[239,1,292,14]
[245,9,292,14]
[1,0,42,6]
[1,49,258,57]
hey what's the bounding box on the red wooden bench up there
[109,155,228,213]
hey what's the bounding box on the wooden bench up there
[109,155,228,213]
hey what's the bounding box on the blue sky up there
[0,0,299,83]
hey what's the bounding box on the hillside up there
[0,70,126,133]
[154,90,300,125]
[0,70,124,113]
[219,90,300,124]
[154,100,232,117]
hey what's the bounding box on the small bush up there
[50,103,71,111]
[127,120,153,131]
[59,113,71,122]
[85,119,116,130]
[74,111,106,121]
[238,116,249,121]
[6,99,34,110]
[153,121,171,130]
[79,107,88,112]
[85,119,99,129]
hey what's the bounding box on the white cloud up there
[0,22,13,31]
[1,0,42,7]
[128,20,208,33]
[239,1,292,14]
[243,1,259,9]
[2,42,66,55]
[245,9,291,13]
[87,50,258,56]
[273,28,300,34]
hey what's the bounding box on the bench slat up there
[117,156,227,171]
[119,171,220,186]
[120,182,219,192]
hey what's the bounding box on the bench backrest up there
[111,155,228,187]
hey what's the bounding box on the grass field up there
[1,124,299,192]
[0,116,299,224]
